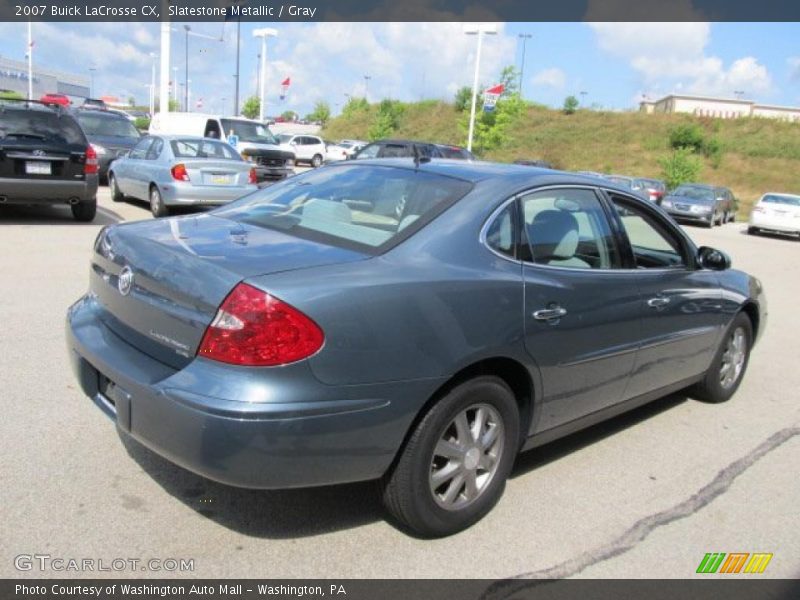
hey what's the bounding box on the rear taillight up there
[171,163,190,182]
[198,283,324,366]
[84,145,98,175]
[248,167,257,185]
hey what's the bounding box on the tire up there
[728,211,736,223]
[149,185,169,218]
[706,218,714,229]
[109,173,124,202]
[71,198,97,222]
[382,376,520,537]
[311,154,323,168]
[747,226,760,236]
[691,312,752,403]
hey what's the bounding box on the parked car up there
[352,139,472,160]
[276,134,327,167]
[68,159,765,537]
[107,135,257,217]
[638,178,667,204]
[73,107,141,182]
[82,98,107,109]
[514,158,554,169]
[604,175,649,199]
[434,144,475,160]
[0,98,97,221]
[325,139,367,162]
[39,93,71,107]
[748,193,800,238]
[149,112,294,182]
[661,183,736,227]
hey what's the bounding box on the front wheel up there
[747,226,760,236]
[311,154,323,168]
[382,376,519,537]
[150,185,169,218]
[691,312,752,403]
[109,173,124,202]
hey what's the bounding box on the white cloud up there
[531,68,566,89]
[588,22,772,100]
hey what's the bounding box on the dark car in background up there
[0,99,97,221]
[662,183,736,227]
[353,139,473,160]
[67,159,765,537]
[638,178,667,204]
[604,175,649,199]
[514,158,554,169]
[73,108,141,182]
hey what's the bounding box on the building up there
[639,94,800,122]
[0,55,89,101]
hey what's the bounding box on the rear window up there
[170,139,241,160]
[214,164,473,253]
[75,112,139,138]
[0,109,85,145]
[437,146,469,159]
[762,194,800,207]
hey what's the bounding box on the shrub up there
[668,123,705,152]
[341,97,369,117]
[241,96,260,119]
[563,95,579,115]
[306,101,331,125]
[133,117,150,131]
[368,99,405,141]
[658,148,702,189]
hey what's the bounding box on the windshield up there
[214,164,473,253]
[672,186,715,202]
[220,119,278,144]
[170,139,241,160]
[762,194,800,207]
[76,112,140,138]
[0,109,85,145]
[277,134,293,144]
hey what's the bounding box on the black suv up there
[73,108,141,182]
[352,139,474,160]
[0,99,98,221]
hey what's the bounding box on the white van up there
[149,113,295,182]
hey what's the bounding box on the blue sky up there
[0,21,798,115]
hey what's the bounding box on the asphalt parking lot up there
[1,189,798,580]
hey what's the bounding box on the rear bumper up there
[66,294,434,489]
[749,214,800,234]
[159,182,258,207]
[254,165,293,182]
[0,176,98,204]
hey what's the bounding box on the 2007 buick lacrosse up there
[67,159,766,537]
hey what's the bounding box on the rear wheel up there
[71,198,97,222]
[311,154,323,168]
[382,376,519,537]
[692,312,752,403]
[747,226,760,236]
[109,173,124,202]
[149,185,169,218]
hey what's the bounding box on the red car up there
[40,93,71,106]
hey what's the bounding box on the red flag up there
[485,84,505,95]
[281,77,291,86]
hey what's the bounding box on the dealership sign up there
[483,84,504,112]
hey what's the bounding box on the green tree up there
[281,110,298,122]
[241,96,260,120]
[128,96,136,107]
[341,97,369,117]
[563,95,579,114]
[306,100,331,125]
[368,99,404,141]
[460,93,526,155]
[658,147,703,189]
[669,123,705,152]
[497,66,519,98]
[454,86,474,112]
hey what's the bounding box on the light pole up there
[253,28,278,122]
[734,90,745,100]
[363,75,372,102]
[518,33,532,98]
[26,21,33,100]
[149,52,157,116]
[187,79,192,112]
[172,67,178,109]
[580,90,588,108]
[88,66,96,98]
[183,25,191,112]
[464,23,497,152]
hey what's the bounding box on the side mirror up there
[697,246,731,271]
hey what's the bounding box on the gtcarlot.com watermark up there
[14,554,195,573]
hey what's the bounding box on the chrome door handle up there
[533,307,568,321]
[647,297,671,308]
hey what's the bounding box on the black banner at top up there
[2,0,800,22]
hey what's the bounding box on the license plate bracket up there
[25,161,51,175]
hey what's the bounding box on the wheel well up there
[741,302,760,343]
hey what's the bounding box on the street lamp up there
[580,90,588,108]
[149,52,157,117]
[464,23,497,152]
[172,66,178,108]
[364,75,372,102]
[183,25,191,112]
[253,27,278,122]
[518,33,532,99]
[734,90,745,100]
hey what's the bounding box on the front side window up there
[610,195,687,268]
[521,188,619,269]
[129,137,152,159]
[355,144,380,159]
[214,164,472,253]
[145,137,163,160]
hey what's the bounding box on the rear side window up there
[0,109,85,145]
[380,144,410,158]
[214,164,473,253]
[170,139,240,160]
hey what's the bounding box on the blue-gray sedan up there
[67,160,766,537]
[107,135,258,217]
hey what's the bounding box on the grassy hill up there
[322,101,800,216]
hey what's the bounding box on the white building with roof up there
[639,94,800,122]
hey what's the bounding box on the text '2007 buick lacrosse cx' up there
[67,160,766,537]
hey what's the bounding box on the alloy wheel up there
[719,327,746,389]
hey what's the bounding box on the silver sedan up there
[107,135,259,217]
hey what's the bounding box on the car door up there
[520,186,642,431]
[118,137,152,199]
[605,191,724,399]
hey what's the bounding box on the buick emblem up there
[118,266,134,296]
[32,149,45,156]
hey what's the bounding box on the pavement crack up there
[482,425,800,599]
